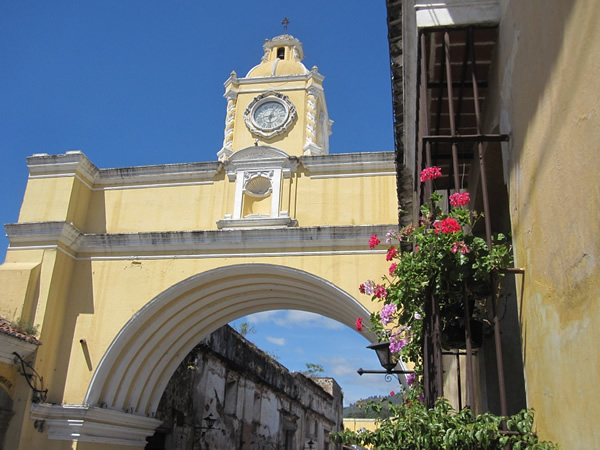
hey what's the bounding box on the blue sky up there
[0,1,397,405]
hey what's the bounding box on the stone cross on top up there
[281,17,290,33]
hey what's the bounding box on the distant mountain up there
[343,393,404,418]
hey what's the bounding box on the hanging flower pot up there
[442,319,484,350]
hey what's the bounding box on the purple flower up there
[389,330,408,353]
[380,303,397,326]
[359,280,376,295]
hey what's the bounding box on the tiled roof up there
[0,317,41,345]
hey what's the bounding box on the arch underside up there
[85,264,376,417]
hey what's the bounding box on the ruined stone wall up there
[147,326,342,450]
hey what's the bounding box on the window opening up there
[277,47,285,59]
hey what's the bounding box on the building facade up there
[0,34,399,449]
[387,1,600,447]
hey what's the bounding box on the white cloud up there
[321,356,359,377]
[266,336,286,346]
[247,311,280,324]
[271,310,346,329]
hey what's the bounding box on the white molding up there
[217,146,234,162]
[5,222,395,258]
[5,222,83,253]
[216,216,297,229]
[27,152,98,186]
[301,152,396,174]
[234,81,309,90]
[308,171,396,179]
[30,403,161,447]
[0,335,39,365]
[303,142,324,156]
[415,1,500,28]
[25,151,222,190]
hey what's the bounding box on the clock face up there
[253,101,288,130]
[244,93,296,138]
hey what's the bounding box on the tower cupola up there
[246,35,308,78]
[217,34,332,162]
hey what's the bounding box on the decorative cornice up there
[96,161,221,187]
[301,152,396,174]
[27,151,98,186]
[5,222,397,259]
[30,403,161,447]
[224,146,298,180]
[5,222,83,253]
[237,74,311,84]
[26,151,222,189]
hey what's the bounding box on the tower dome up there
[246,34,309,78]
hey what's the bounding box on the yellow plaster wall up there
[102,178,230,233]
[59,251,389,405]
[343,418,379,433]
[19,177,76,223]
[0,262,41,322]
[495,1,600,446]
[295,173,398,226]
[19,167,394,233]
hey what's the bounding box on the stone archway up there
[86,263,375,418]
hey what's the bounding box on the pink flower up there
[388,262,398,276]
[369,234,380,249]
[451,241,470,254]
[355,317,363,332]
[390,391,395,396]
[380,303,397,325]
[420,166,442,182]
[359,280,376,295]
[414,245,419,252]
[434,217,461,234]
[374,285,388,299]
[449,192,470,207]
[386,246,398,261]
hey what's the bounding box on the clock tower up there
[217,34,332,161]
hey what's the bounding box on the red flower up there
[369,234,381,249]
[355,317,363,332]
[420,166,442,182]
[388,262,398,276]
[449,192,470,207]
[374,285,388,299]
[386,246,398,261]
[390,391,395,396]
[434,217,461,234]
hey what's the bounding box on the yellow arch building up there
[0,34,398,449]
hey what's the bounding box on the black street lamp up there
[357,342,414,380]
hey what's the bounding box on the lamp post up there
[357,342,414,382]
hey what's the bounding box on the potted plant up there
[343,167,558,448]
[358,166,513,375]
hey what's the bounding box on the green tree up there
[300,363,325,377]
